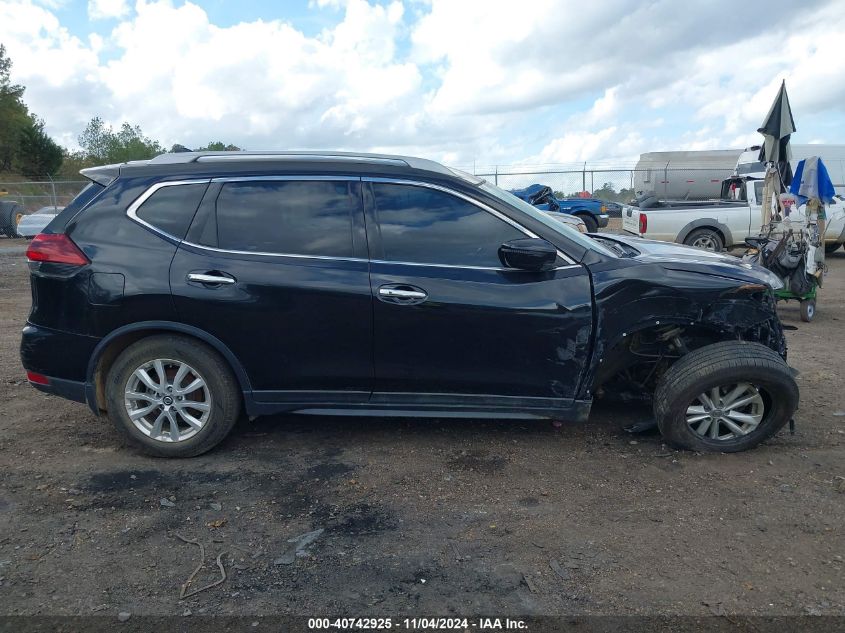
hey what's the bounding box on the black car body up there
[21,152,797,456]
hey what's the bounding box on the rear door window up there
[215,180,357,257]
[135,182,209,239]
[370,182,525,267]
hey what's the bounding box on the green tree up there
[16,117,63,177]
[78,118,163,163]
[195,141,242,151]
[0,44,31,172]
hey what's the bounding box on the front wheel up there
[106,335,241,457]
[653,341,798,452]
[576,213,598,233]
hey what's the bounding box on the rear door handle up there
[377,284,428,305]
[187,272,236,285]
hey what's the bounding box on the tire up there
[0,201,24,238]
[653,341,798,453]
[684,228,724,252]
[106,335,241,457]
[800,299,815,323]
[576,213,598,233]
[824,242,841,254]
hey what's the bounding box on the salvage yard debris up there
[175,533,228,599]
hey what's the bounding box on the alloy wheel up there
[124,359,212,442]
[685,383,765,441]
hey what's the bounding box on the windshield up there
[479,181,617,257]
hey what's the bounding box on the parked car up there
[622,176,845,252]
[543,211,587,232]
[22,151,797,457]
[509,184,610,232]
[16,206,64,239]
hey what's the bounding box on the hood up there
[509,184,554,205]
[595,234,784,289]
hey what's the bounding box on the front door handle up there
[187,272,236,285]
[377,284,428,305]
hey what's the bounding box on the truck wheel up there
[800,299,815,322]
[824,242,841,254]
[0,201,23,238]
[106,335,242,457]
[684,228,723,252]
[653,341,798,452]
[576,213,598,233]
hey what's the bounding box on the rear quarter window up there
[134,182,209,239]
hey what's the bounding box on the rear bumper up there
[29,375,87,403]
[21,323,99,407]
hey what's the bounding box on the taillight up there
[639,213,648,234]
[26,371,50,385]
[26,234,90,266]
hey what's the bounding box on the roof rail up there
[147,151,411,167]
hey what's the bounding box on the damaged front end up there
[583,263,788,404]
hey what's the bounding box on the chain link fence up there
[0,180,88,213]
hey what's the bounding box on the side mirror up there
[498,238,557,271]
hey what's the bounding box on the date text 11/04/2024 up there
[307,617,528,630]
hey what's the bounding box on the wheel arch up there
[677,219,733,248]
[85,321,253,415]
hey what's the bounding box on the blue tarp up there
[789,156,836,204]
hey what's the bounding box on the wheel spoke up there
[722,418,748,436]
[173,363,190,390]
[687,413,710,423]
[150,410,167,439]
[167,410,180,441]
[129,403,158,420]
[724,410,762,426]
[180,401,209,413]
[153,360,167,390]
[698,392,715,409]
[686,405,707,415]
[177,377,205,396]
[720,384,748,408]
[177,410,204,430]
[709,419,721,439]
[696,418,712,436]
[134,368,160,393]
[125,391,155,402]
[709,387,722,407]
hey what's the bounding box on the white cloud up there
[87,0,130,20]
[0,0,844,167]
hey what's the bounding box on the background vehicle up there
[622,176,845,252]
[508,184,609,232]
[16,206,64,239]
[633,149,743,200]
[735,144,845,192]
[544,212,587,233]
[22,151,797,457]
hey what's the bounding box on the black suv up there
[21,152,798,457]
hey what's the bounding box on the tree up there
[78,118,163,163]
[16,117,63,177]
[195,141,242,151]
[0,44,31,172]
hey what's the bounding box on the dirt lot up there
[0,236,843,622]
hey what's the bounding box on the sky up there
[1,0,844,170]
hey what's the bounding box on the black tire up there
[684,227,724,252]
[824,242,841,254]
[653,341,798,453]
[576,213,598,233]
[0,201,24,238]
[106,335,241,457]
[800,299,815,323]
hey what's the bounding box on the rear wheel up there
[800,299,815,322]
[653,341,798,452]
[576,213,598,233]
[684,228,724,252]
[106,335,241,457]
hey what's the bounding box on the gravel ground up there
[0,235,843,621]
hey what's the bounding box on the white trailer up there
[633,149,743,200]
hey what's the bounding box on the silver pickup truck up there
[622,176,845,252]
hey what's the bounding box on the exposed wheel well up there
[591,323,738,402]
[90,329,244,414]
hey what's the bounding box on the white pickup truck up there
[622,176,845,253]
